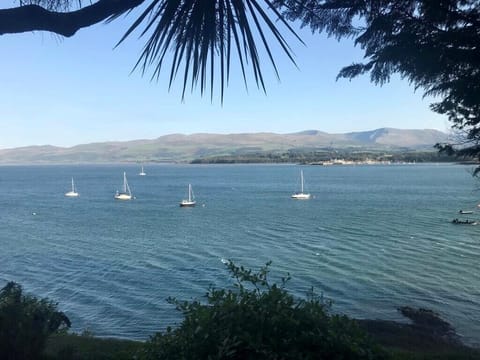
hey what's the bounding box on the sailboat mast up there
[188,184,192,202]
[71,177,75,192]
[301,170,304,193]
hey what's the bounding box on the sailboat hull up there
[114,193,132,200]
[179,201,196,207]
[65,191,79,197]
[291,193,311,199]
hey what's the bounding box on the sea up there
[1,163,479,346]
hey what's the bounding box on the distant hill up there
[344,128,447,147]
[0,128,448,164]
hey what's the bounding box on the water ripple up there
[0,164,479,346]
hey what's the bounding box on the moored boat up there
[65,177,79,197]
[291,170,311,200]
[180,184,196,207]
[452,218,477,225]
[114,172,133,200]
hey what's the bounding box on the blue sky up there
[0,5,449,148]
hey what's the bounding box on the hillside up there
[0,128,448,163]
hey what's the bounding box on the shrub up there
[0,281,71,359]
[140,261,386,359]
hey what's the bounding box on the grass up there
[43,333,143,360]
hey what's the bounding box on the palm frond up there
[119,0,301,101]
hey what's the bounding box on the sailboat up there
[114,172,133,200]
[65,177,79,197]
[291,170,311,200]
[139,165,146,176]
[180,184,196,207]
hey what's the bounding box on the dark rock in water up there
[358,307,464,352]
[398,306,460,344]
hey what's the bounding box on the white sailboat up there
[114,172,133,200]
[65,177,79,197]
[291,170,311,200]
[139,165,146,176]
[180,184,196,207]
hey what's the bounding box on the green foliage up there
[0,281,71,360]
[140,261,386,359]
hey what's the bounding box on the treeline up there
[191,149,458,164]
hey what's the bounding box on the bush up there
[0,281,71,359]
[140,261,387,359]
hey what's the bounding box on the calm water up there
[1,164,479,345]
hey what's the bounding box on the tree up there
[139,261,386,359]
[1,0,299,100]
[0,281,71,359]
[272,0,480,171]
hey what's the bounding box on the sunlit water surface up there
[1,164,479,346]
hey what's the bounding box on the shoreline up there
[44,308,480,359]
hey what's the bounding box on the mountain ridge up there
[0,128,448,163]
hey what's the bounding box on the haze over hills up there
[0,128,448,163]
